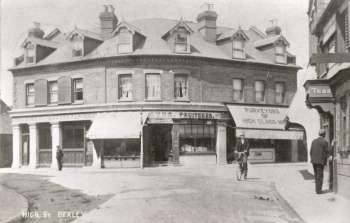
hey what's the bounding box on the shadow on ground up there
[298,169,314,180]
[0,173,113,223]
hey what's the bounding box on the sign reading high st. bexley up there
[227,105,288,130]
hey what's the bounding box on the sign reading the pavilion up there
[149,111,228,120]
[227,105,288,130]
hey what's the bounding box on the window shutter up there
[34,79,47,106]
[58,76,72,104]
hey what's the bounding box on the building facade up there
[305,0,350,198]
[10,5,304,169]
[0,99,12,167]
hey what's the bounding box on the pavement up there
[0,163,349,223]
[0,184,28,223]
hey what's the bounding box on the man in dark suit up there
[235,133,250,180]
[56,145,64,171]
[310,129,330,194]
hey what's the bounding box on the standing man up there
[56,145,64,171]
[310,129,330,194]
[235,133,250,180]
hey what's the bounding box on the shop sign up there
[227,105,288,129]
[149,111,226,120]
[308,85,333,98]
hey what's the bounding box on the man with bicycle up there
[235,133,250,180]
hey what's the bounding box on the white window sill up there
[174,98,190,102]
[145,98,162,102]
[118,98,133,102]
[72,100,84,105]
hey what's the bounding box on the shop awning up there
[86,112,148,139]
[227,105,288,129]
[236,128,304,140]
[227,104,304,140]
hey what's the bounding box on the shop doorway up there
[21,125,29,166]
[149,124,172,163]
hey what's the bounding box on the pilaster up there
[50,122,60,169]
[216,122,227,165]
[11,124,21,168]
[29,123,38,168]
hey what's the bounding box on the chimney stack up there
[99,5,118,40]
[265,19,281,37]
[28,22,45,39]
[197,3,217,43]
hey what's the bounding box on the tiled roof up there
[68,27,103,41]
[11,18,297,70]
[254,35,290,48]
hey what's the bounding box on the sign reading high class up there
[227,105,288,130]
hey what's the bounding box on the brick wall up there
[12,57,297,109]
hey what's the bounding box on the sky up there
[0,0,320,148]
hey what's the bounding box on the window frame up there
[275,44,287,64]
[117,27,133,54]
[48,81,58,105]
[118,73,133,101]
[145,73,161,101]
[71,34,84,57]
[174,27,190,54]
[274,82,285,104]
[174,73,189,101]
[25,83,35,106]
[25,42,35,64]
[72,78,84,103]
[232,78,244,102]
[232,39,245,59]
[254,80,266,103]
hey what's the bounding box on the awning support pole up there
[140,107,144,169]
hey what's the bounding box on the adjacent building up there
[0,99,12,167]
[9,4,304,169]
[305,0,350,198]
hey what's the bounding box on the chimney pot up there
[99,4,118,40]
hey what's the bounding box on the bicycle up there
[235,151,248,181]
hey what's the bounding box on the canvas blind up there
[34,79,48,106]
[58,76,72,104]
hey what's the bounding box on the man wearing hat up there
[310,129,330,194]
[56,145,64,171]
[235,133,250,180]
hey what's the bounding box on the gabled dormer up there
[274,36,289,64]
[232,28,249,59]
[162,19,193,54]
[19,37,58,65]
[112,21,145,54]
[67,28,103,57]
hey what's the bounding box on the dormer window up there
[231,28,249,59]
[72,34,83,57]
[175,27,190,53]
[25,42,35,64]
[232,39,245,59]
[117,27,132,54]
[275,44,287,64]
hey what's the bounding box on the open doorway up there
[149,124,172,163]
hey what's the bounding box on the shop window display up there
[178,120,216,154]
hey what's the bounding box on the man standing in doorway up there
[310,129,330,194]
[56,145,64,171]
[235,133,250,180]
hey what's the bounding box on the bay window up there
[232,78,244,101]
[174,74,188,100]
[118,74,133,100]
[255,80,265,103]
[146,73,161,100]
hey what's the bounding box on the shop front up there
[226,104,305,163]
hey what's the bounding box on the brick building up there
[305,0,350,198]
[9,4,304,169]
